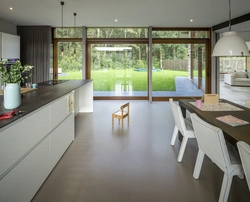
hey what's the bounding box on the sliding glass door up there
[191,44,206,92]
[151,29,210,100]
[52,27,211,100]
[152,43,206,98]
[89,43,148,97]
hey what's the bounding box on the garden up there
[59,69,190,91]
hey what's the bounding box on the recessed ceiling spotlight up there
[9,7,13,10]
[190,19,193,22]
[115,19,118,22]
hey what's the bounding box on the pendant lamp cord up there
[61,1,64,55]
[74,13,76,37]
[74,13,77,56]
[61,2,64,38]
[228,0,231,31]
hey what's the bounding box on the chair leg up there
[218,174,233,202]
[193,149,205,179]
[177,136,188,162]
[112,116,114,128]
[122,118,124,129]
[170,126,178,146]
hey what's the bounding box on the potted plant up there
[0,60,33,109]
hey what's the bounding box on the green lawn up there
[58,72,83,80]
[59,69,189,91]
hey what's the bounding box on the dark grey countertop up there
[0,79,92,129]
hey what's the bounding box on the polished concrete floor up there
[220,81,250,106]
[31,101,250,202]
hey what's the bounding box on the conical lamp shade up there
[212,31,250,57]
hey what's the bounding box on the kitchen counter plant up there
[0,60,33,109]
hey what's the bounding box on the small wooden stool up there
[112,103,130,129]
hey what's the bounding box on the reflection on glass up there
[87,28,148,38]
[58,42,83,80]
[192,44,206,91]
[55,28,82,38]
[152,30,208,38]
[152,43,205,97]
[90,44,148,96]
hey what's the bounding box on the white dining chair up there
[245,99,250,108]
[237,141,250,191]
[169,98,195,162]
[190,113,244,202]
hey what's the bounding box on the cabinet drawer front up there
[50,113,74,169]
[0,136,50,202]
[50,92,73,130]
[0,107,50,177]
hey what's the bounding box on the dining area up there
[30,99,250,202]
[170,96,250,202]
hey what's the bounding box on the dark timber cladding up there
[212,13,250,31]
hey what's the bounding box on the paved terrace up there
[94,76,203,97]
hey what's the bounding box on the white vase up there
[4,83,21,109]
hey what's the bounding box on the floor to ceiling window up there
[219,56,248,102]
[191,44,206,92]
[151,29,210,100]
[53,27,83,80]
[89,43,148,97]
[57,41,83,80]
[86,28,148,99]
[52,27,211,100]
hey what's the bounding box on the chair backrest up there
[190,113,232,172]
[245,100,250,109]
[237,141,250,191]
[169,98,187,135]
[120,102,129,117]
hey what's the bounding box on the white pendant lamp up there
[212,0,249,57]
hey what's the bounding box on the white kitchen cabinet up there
[50,113,74,169]
[49,91,74,129]
[0,106,50,178]
[49,92,74,168]
[0,136,50,202]
[74,88,79,116]
[0,92,75,201]
[0,32,20,59]
[78,80,93,113]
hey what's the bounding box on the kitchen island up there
[0,79,93,202]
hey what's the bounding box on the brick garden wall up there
[161,58,246,72]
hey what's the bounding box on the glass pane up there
[152,43,205,97]
[219,57,246,73]
[152,30,208,38]
[58,42,83,80]
[87,28,148,38]
[192,44,206,91]
[219,57,248,103]
[91,44,148,96]
[50,44,53,80]
[55,28,82,38]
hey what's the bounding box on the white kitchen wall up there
[0,33,20,59]
[0,19,16,35]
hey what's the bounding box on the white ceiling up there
[0,0,249,31]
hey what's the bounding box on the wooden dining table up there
[179,99,250,146]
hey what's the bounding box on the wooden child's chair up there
[112,102,130,129]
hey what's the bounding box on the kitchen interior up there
[0,18,94,202]
[1,1,250,201]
